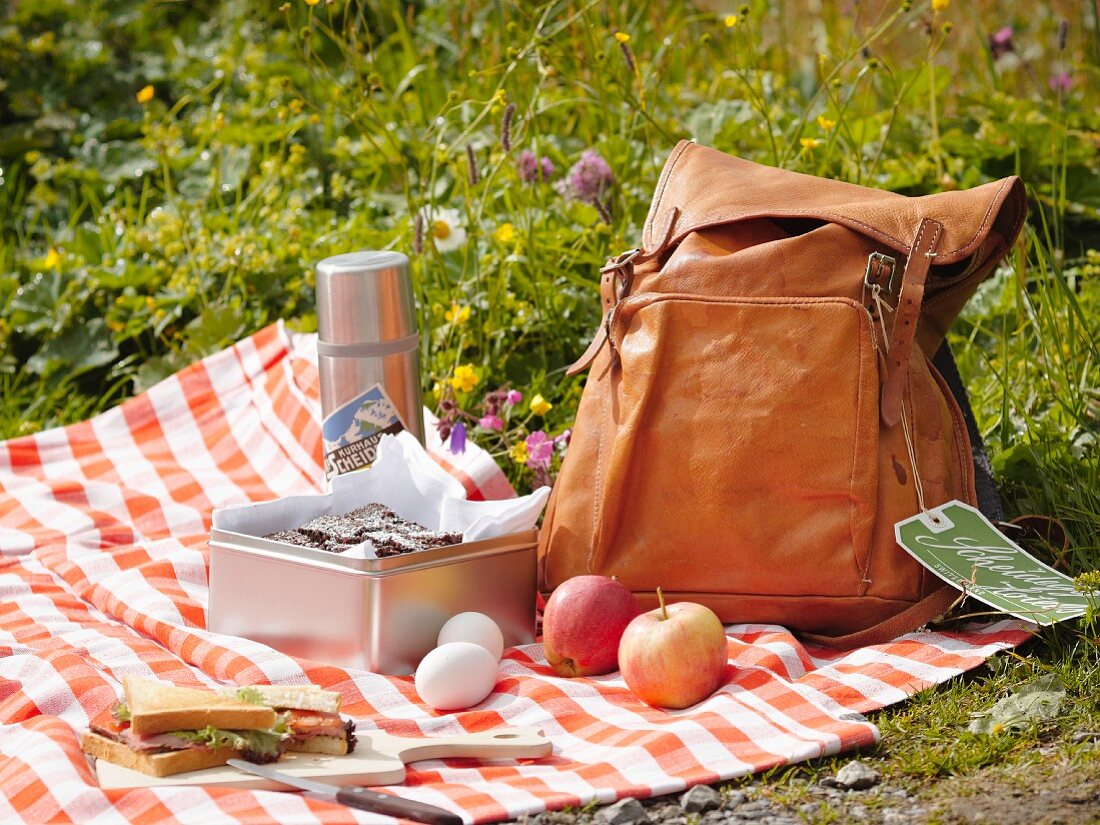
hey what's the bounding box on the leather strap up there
[566,251,635,376]
[567,210,680,376]
[880,218,944,426]
[799,584,960,649]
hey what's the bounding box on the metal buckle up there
[600,248,642,302]
[864,252,899,293]
[600,248,641,275]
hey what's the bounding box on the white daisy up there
[419,207,467,252]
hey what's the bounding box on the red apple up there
[543,575,641,677]
[618,589,728,709]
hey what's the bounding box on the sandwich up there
[225,684,357,756]
[82,676,290,777]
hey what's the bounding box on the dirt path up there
[515,757,1100,825]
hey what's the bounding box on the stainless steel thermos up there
[315,251,424,482]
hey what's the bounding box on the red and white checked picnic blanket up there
[0,322,1031,824]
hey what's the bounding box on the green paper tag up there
[894,500,1088,626]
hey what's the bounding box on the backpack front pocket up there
[594,293,880,598]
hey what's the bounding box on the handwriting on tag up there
[895,501,1088,626]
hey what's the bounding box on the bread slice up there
[125,677,275,735]
[227,684,342,715]
[81,731,236,778]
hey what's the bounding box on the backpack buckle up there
[600,248,642,301]
[864,252,899,293]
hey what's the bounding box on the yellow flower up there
[494,223,516,243]
[724,14,739,27]
[817,115,836,131]
[136,85,155,104]
[800,137,823,151]
[450,364,480,393]
[614,31,631,43]
[529,393,552,416]
[510,441,529,465]
[304,0,320,5]
[444,303,471,325]
[42,248,61,268]
[931,0,949,10]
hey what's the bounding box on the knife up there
[226,759,463,825]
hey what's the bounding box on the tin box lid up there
[209,528,538,576]
[315,251,416,346]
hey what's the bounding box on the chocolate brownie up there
[266,504,462,557]
[263,529,317,547]
[297,513,368,545]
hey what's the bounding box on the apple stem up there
[657,586,668,621]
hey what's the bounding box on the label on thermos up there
[321,383,406,481]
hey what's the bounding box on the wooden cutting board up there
[94,726,552,790]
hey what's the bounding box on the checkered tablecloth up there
[0,322,1030,824]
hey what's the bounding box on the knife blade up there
[226,759,462,825]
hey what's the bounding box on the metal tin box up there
[208,528,538,675]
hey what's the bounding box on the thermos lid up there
[315,251,418,349]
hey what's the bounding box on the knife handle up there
[335,786,462,825]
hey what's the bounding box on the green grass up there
[2,0,1099,799]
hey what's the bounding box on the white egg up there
[415,642,499,711]
[437,612,505,661]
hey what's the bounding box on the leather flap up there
[643,141,1027,268]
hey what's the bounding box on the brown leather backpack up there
[538,141,1027,648]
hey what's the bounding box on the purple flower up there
[525,430,554,470]
[557,150,613,205]
[988,26,1014,60]
[505,389,523,406]
[554,428,572,450]
[449,422,467,454]
[478,414,503,431]
[517,150,555,183]
[1049,71,1073,92]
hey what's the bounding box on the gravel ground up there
[511,754,1100,825]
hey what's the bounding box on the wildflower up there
[418,207,467,252]
[413,212,424,254]
[557,150,613,205]
[988,26,1014,60]
[494,223,516,243]
[510,440,529,465]
[525,431,554,470]
[817,115,836,131]
[724,14,739,27]
[618,39,637,75]
[42,248,61,268]
[506,389,523,405]
[136,85,155,104]
[449,422,467,455]
[554,429,572,449]
[466,143,479,186]
[444,303,471,325]
[800,137,823,151]
[614,31,631,43]
[530,393,552,416]
[517,150,555,183]
[304,0,320,5]
[450,364,480,393]
[1073,571,1100,594]
[479,414,503,431]
[501,103,516,151]
[1049,71,1073,92]
[931,0,948,10]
